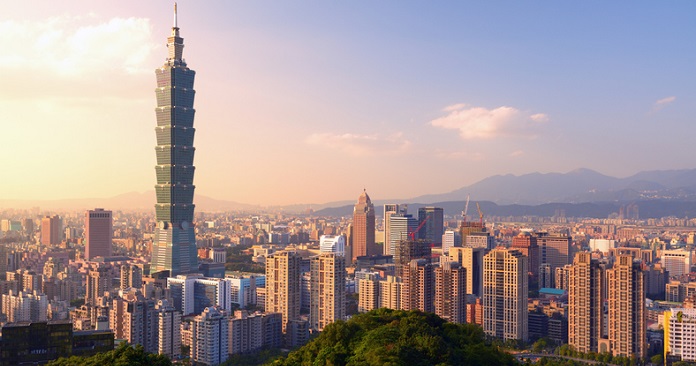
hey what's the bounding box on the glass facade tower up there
[151,4,198,276]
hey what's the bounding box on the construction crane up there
[408,214,430,241]
[462,194,470,222]
[476,202,484,226]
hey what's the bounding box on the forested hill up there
[270,308,517,366]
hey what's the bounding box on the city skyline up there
[1,1,695,206]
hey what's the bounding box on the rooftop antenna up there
[174,2,178,28]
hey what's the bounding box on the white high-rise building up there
[319,235,346,256]
[442,230,461,255]
[388,214,417,257]
[192,306,229,366]
[156,299,181,359]
[383,204,408,255]
[662,249,692,278]
[167,274,234,315]
[665,308,696,363]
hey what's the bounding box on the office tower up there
[662,249,692,278]
[86,267,112,306]
[664,308,696,363]
[265,251,301,334]
[389,214,418,262]
[537,233,572,282]
[40,215,61,246]
[511,232,540,285]
[449,246,484,297]
[191,306,229,366]
[319,235,345,256]
[434,260,466,324]
[466,231,494,250]
[418,207,444,246]
[228,274,263,308]
[310,253,346,331]
[167,274,233,315]
[607,255,646,358]
[568,252,604,354]
[156,299,181,359]
[539,263,552,288]
[120,264,143,289]
[442,230,461,255]
[358,272,379,313]
[483,248,528,342]
[85,208,112,260]
[351,190,377,261]
[1,290,48,322]
[151,4,198,276]
[383,204,408,256]
[110,289,157,353]
[379,275,402,310]
[401,259,434,313]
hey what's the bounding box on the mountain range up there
[3,168,696,214]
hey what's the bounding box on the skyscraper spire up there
[174,2,178,29]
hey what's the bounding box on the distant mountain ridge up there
[409,168,696,205]
[3,168,696,213]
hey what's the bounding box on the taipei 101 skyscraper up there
[151,3,198,276]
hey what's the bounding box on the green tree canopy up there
[271,308,517,366]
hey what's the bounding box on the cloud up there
[430,103,548,140]
[653,96,676,111]
[305,132,411,156]
[509,150,524,157]
[0,15,157,76]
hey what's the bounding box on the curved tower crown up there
[151,3,198,276]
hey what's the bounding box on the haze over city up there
[1,1,695,206]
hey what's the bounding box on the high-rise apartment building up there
[155,299,181,359]
[418,207,444,246]
[351,190,377,261]
[434,260,466,324]
[265,251,301,334]
[229,310,282,355]
[483,248,528,342]
[191,306,229,366]
[120,264,143,289]
[86,267,112,306]
[358,272,379,313]
[664,308,696,363]
[449,246,484,297]
[401,259,434,313]
[40,215,61,246]
[151,4,198,276]
[110,289,157,353]
[310,253,346,331]
[85,208,112,260]
[378,275,402,310]
[607,255,646,359]
[383,204,408,256]
[568,252,604,354]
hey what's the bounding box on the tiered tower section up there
[151,4,198,276]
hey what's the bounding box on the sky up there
[1,1,695,206]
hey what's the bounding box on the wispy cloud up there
[653,96,676,111]
[509,150,524,157]
[0,15,157,76]
[430,103,548,140]
[305,132,411,156]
